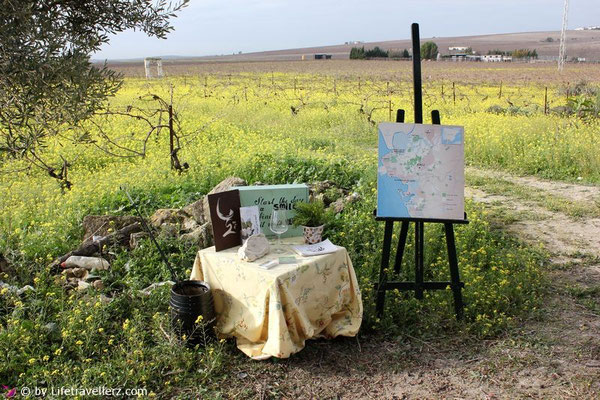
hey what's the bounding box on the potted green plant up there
[292,199,330,244]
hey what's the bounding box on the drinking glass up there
[269,209,289,254]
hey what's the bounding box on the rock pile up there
[309,180,361,213]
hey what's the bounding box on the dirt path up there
[225,168,600,399]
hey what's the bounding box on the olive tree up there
[0,0,187,188]
[420,41,438,60]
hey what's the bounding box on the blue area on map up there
[441,127,463,145]
[378,129,391,159]
[391,132,411,150]
[377,173,411,217]
[377,129,412,218]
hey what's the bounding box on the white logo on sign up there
[216,198,237,237]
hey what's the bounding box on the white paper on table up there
[292,239,338,257]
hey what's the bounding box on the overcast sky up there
[95,0,599,60]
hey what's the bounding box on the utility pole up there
[558,0,569,72]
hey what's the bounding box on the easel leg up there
[376,221,394,317]
[444,223,464,320]
[393,221,409,274]
[415,221,424,300]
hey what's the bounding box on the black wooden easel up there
[374,23,469,320]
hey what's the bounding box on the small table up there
[190,237,363,359]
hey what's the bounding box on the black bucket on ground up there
[170,280,216,347]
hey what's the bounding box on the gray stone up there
[202,177,247,222]
[310,180,336,195]
[180,222,213,249]
[77,281,91,291]
[100,294,112,303]
[62,267,88,280]
[149,209,188,228]
[238,233,270,262]
[82,215,138,242]
[182,217,199,232]
[92,280,104,290]
[182,197,206,225]
[330,192,361,214]
[129,231,149,249]
[16,285,34,295]
[0,281,33,295]
[158,223,179,238]
[330,198,345,214]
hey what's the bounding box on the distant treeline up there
[487,48,538,58]
[350,46,410,59]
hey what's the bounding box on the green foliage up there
[402,49,410,58]
[351,46,390,59]
[349,46,365,59]
[567,92,600,120]
[292,199,330,227]
[0,0,188,184]
[512,48,538,59]
[0,73,571,393]
[487,49,509,56]
[420,41,438,60]
[488,48,537,58]
[364,46,389,58]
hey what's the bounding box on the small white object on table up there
[190,236,363,359]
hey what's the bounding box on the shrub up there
[364,46,389,58]
[350,46,365,59]
[292,199,330,227]
[420,41,438,60]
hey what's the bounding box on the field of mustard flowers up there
[1,67,597,397]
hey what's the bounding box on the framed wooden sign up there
[207,190,242,251]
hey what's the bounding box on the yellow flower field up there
[0,64,597,395]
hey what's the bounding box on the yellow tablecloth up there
[190,237,363,359]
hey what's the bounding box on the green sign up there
[237,184,308,238]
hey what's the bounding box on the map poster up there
[377,122,465,220]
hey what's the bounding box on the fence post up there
[452,82,456,105]
[544,86,548,114]
[498,81,502,98]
